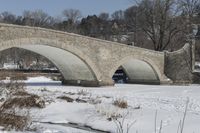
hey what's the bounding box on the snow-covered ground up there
[1,76,200,133]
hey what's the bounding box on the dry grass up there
[57,96,88,103]
[88,98,102,105]
[57,96,74,102]
[0,81,26,97]
[64,92,76,95]
[13,91,31,96]
[77,89,90,96]
[0,78,45,131]
[1,94,45,109]
[5,82,25,92]
[0,112,30,131]
[0,81,26,104]
[11,72,27,80]
[113,99,128,109]
[0,70,27,80]
[75,98,87,103]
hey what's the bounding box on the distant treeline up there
[0,0,200,68]
[0,0,200,51]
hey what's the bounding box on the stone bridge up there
[0,23,173,86]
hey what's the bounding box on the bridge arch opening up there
[0,45,99,86]
[112,59,160,85]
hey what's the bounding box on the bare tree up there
[62,9,82,32]
[99,12,109,21]
[124,6,138,32]
[178,0,200,35]
[178,0,200,63]
[179,0,200,18]
[22,10,54,27]
[111,10,124,21]
[62,9,82,23]
[133,0,186,51]
[0,11,16,23]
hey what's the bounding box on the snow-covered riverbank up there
[1,77,200,133]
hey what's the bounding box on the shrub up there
[77,89,90,96]
[113,99,128,109]
[0,112,30,131]
[0,70,27,80]
[1,94,45,109]
[57,96,74,102]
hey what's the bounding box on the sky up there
[0,0,132,17]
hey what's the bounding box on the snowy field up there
[1,76,200,133]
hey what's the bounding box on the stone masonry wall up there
[164,44,196,84]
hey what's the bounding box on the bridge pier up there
[159,78,173,85]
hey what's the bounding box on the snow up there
[26,76,53,82]
[2,62,19,69]
[195,62,200,72]
[25,76,61,86]
[37,124,91,133]
[195,62,200,66]
[1,77,200,133]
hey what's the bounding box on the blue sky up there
[0,0,132,17]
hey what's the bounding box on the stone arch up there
[0,38,102,86]
[110,55,162,84]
